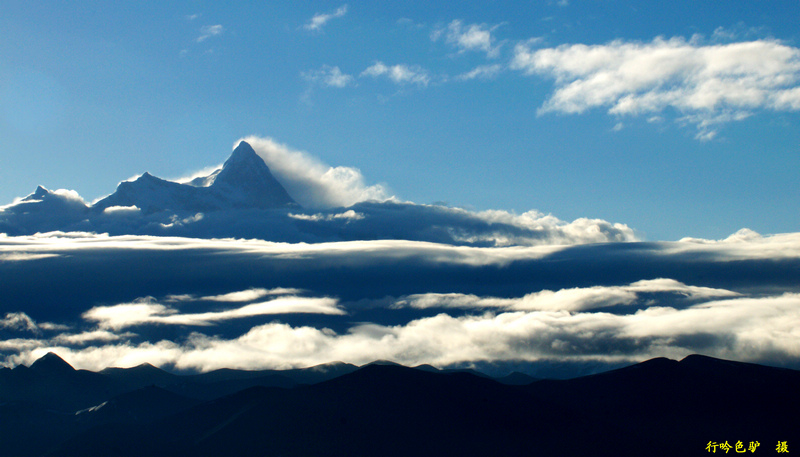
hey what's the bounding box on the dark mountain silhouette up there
[7,353,791,457]
[29,351,77,375]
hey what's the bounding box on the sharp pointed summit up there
[92,141,298,214]
[210,141,298,209]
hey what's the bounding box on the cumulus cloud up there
[512,36,800,139]
[360,62,431,86]
[239,135,392,208]
[197,24,224,42]
[302,65,354,88]
[304,4,348,32]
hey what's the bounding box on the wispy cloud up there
[436,20,502,58]
[304,4,348,32]
[302,65,354,88]
[0,252,60,262]
[512,37,800,139]
[0,312,68,332]
[360,62,430,86]
[457,64,504,81]
[196,24,224,43]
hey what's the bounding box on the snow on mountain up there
[0,141,637,246]
[93,141,298,213]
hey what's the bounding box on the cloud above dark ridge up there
[0,229,799,375]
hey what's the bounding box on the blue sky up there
[1,1,799,241]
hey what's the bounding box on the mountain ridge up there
[39,353,800,457]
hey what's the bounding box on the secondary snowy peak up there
[23,186,52,201]
[92,141,298,213]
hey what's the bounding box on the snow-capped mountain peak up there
[91,141,298,214]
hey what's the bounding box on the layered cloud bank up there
[1,230,799,376]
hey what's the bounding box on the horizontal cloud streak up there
[395,279,739,312]
[1,228,799,376]
[199,288,304,302]
[83,296,344,330]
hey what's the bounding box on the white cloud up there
[671,229,800,260]
[288,210,364,222]
[304,5,348,32]
[0,252,60,262]
[102,205,141,215]
[0,312,40,332]
[439,20,502,57]
[444,207,637,246]
[0,312,68,332]
[83,295,344,330]
[200,287,304,302]
[512,37,800,138]
[197,24,224,42]
[302,65,354,88]
[395,279,739,312]
[52,330,132,345]
[360,62,431,86]
[238,136,392,208]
